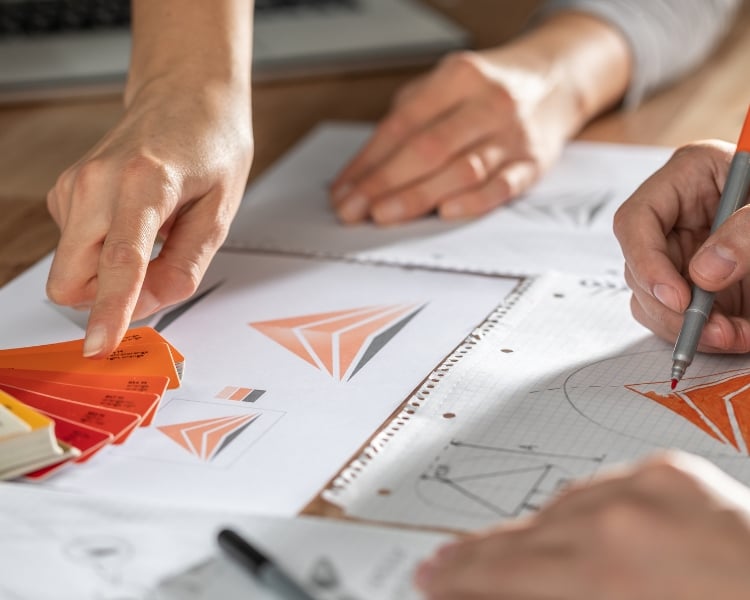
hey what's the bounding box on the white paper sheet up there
[0,251,517,515]
[324,272,750,531]
[225,122,672,277]
[0,481,450,600]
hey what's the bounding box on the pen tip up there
[671,378,678,390]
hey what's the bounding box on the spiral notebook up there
[322,271,750,532]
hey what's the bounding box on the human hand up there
[329,12,631,226]
[614,140,750,353]
[330,50,560,225]
[415,451,750,600]
[46,76,252,357]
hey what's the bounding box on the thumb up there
[689,204,750,292]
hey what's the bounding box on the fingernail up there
[653,284,681,312]
[439,201,465,220]
[133,291,160,320]
[414,559,437,588]
[83,324,107,357]
[337,193,369,223]
[692,245,737,282]
[372,200,405,224]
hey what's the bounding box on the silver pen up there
[671,107,750,388]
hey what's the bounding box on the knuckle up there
[359,169,395,198]
[591,500,648,543]
[46,277,78,306]
[631,453,696,493]
[157,259,203,301]
[381,112,414,140]
[122,155,178,193]
[54,167,76,197]
[71,159,109,198]
[403,186,437,214]
[100,238,148,271]
[442,51,486,84]
[411,130,448,166]
[612,204,630,240]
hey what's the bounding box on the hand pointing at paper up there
[45,0,253,358]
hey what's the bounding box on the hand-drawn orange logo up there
[158,414,259,461]
[626,369,750,453]
[250,303,425,381]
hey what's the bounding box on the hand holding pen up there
[614,106,750,371]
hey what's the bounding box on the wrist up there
[124,68,250,111]
[487,11,631,139]
[125,0,251,109]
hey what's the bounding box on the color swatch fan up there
[0,327,182,480]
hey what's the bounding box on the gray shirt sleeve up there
[538,0,742,106]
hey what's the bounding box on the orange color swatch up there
[0,375,160,426]
[0,368,169,397]
[0,342,180,389]
[0,327,183,479]
[5,386,142,444]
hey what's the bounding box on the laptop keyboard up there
[0,0,360,37]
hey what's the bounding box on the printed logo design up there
[626,369,750,453]
[215,386,266,403]
[249,303,426,381]
[158,414,259,461]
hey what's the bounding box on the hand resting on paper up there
[415,451,750,600]
[329,11,632,225]
[614,140,750,353]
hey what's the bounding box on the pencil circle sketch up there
[564,349,750,459]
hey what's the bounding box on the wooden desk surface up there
[1,1,749,516]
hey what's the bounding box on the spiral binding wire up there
[323,275,535,500]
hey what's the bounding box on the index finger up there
[83,200,163,358]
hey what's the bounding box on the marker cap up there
[738,105,750,153]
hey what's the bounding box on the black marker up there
[217,528,317,600]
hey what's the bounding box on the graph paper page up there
[324,272,750,531]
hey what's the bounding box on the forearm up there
[125,0,253,106]
[479,11,631,141]
[540,0,740,106]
